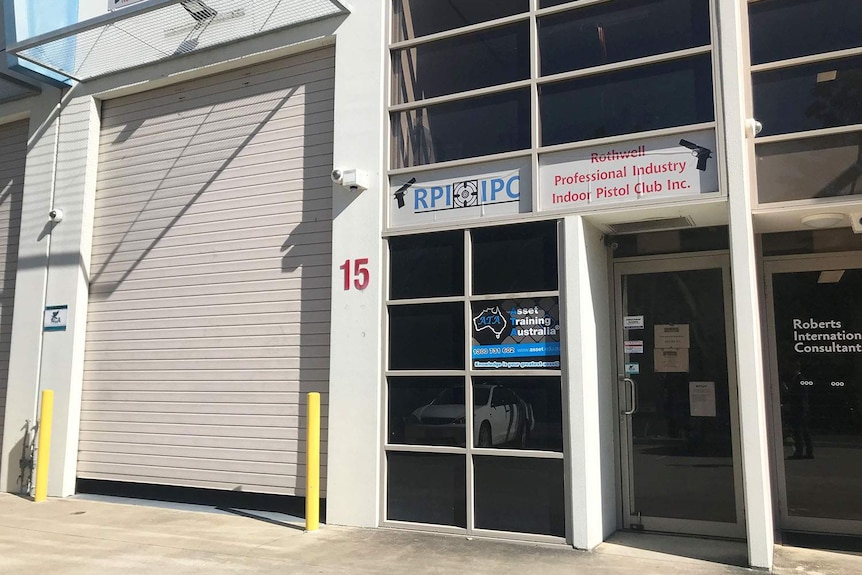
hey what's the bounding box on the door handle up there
[620,376,637,415]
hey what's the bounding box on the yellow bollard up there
[34,390,54,502]
[305,392,320,532]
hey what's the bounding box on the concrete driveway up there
[0,493,860,574]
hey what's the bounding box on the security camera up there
[331,168,370,192]
[851,212,862,234]
[48,208,64,223]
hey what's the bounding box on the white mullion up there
[537,122,717,155]
[388,149,531,176]
[471,289,560,302]
[390,13,531,51]
[389,78,532,113]
[537,45,712,87]
[384,444,466,455]
[753,123,862,145]
[386,295,465,306]
[464,228,476,534]
[383,370,468,378]
[535,0,614,17]
[751,47,862,74]
[471,448,564,459]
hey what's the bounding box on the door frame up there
[763,252,862,536]
[612,250,746,538]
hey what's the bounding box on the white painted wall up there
[716,0,774,569]
[561,215,615,549]
[324,0,386,527]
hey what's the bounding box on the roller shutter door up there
[0,120,26,477]
[78,47,333,496]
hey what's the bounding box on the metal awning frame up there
[7,0,350,82]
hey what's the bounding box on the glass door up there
[765,255,862,535]
[614,253,745,538]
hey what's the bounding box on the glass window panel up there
[393,23,530,104]
[389,303,464,370]
[393,0,528,42]
[392,89,531,168]
[771,269,862,521]
[388,452,467,527]
[540,0,575,7]
[390,231,464,299]
[474,456,565,536]
[389,377,466,446]
[471,221,558,295]
[753,57,862,137]
[755,132,862,203]
[539,0,710,76]
[472,377,563,451]
[540,55,714,146]
[749,0,862,65]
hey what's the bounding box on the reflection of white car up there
[404,385,534,447]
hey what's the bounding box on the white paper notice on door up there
[654,348,689,372]
[689,381,716,417]
[654,324,690,348]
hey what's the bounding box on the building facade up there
[0,0,861,570]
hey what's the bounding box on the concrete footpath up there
[0,493,860,574]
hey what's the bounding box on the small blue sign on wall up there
[43,305,68,332]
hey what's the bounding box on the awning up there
[7,0,349,82]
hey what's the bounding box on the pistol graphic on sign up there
[679,139,712,171]
[393,178,416,209]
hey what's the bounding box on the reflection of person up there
[662,372,690,440]
[783,359,814,460]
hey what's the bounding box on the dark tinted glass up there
[389,232,464,299]
[389,303,464,370]
[611,227,729,258]
[540,0,574,6]
[393,0,528,41]
[392,89,531,168]
[388,452,467,526]
[749,0,862,65]
[389,377,466,446]
[753,57,862,137]
[474,456,565,536]
[756,132,862,202]
[472,221,558,295]
[762,229,862,257]
[473,377,563,451]
[772,270,862,521]
[393,23,529,103]
[539,0,710,76]
[540,55,714,145]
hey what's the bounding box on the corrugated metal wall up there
[78,48,334,496]
[0,120,26,478]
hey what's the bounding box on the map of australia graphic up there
[473,307,508,339]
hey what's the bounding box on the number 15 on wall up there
[340,258,370,290]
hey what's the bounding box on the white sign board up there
[43,305,68,332]
[690,381,717,417]
[108,0,148,10]
[389,163,531,228]
[538,130,719,212]
[654,324,691,349]
[654,348,689,373]
[624,340,644,354]
[624,315,644,329]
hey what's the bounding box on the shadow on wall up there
[0,132,24,491]
[84,54,334,498]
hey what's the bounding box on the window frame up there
[748,0,862,208]
[380,222,567,543]
[388,0,720,175]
